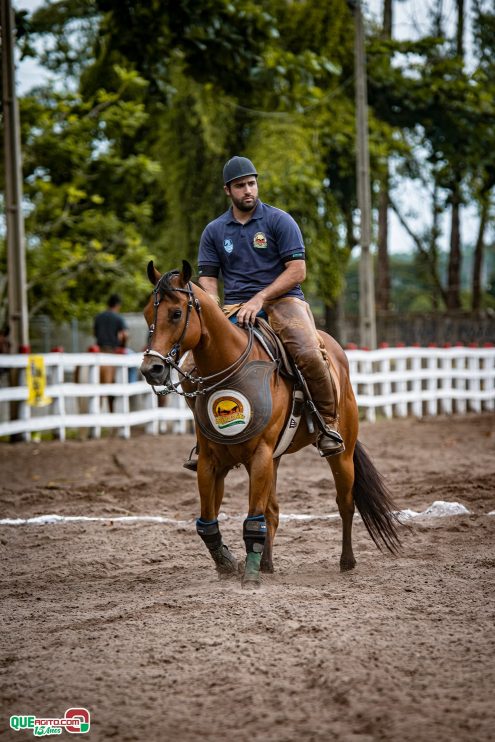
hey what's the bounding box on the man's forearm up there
[256,260,306,303]
[199,276,220,304]
[236,259,306,326]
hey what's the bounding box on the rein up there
[143,274,254,398]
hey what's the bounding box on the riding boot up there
[265,297,345,457]
[317,424,345,457]
[183,442,199,472]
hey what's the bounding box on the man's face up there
[225,176,258,212]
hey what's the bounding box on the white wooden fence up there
[0,346,494,441]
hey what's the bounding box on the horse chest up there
[194,360,277,445]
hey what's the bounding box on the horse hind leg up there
[329,453,357,572]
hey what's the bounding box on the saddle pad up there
[194,360,276,445]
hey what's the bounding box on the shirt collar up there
[224,200,264,225]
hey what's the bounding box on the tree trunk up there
[456,0,464,57]
[376,0,393,312]
[446,0,465,310]
[472,198,488,310]
[383,0,392,37]
[325,301,346,345]
[447,186,462,309]
[376,180,390,311]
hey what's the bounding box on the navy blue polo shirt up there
[198,200,306,303]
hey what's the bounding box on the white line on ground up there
[0,501,479,527]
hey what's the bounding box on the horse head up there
[140,260,201,387]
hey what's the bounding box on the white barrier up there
[0,346,494,440]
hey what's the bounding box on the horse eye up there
[172,309,182,321]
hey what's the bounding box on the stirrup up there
[183,443,199,472]
[317,428,345,458]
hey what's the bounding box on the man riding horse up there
[184,155,344,470]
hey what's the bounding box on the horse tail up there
[352,440,401,554]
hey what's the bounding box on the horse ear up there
[181,260,193,284]
[147,261,161,286]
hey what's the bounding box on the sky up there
[12,0,482,255]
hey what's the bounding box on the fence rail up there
[0,347,494,441]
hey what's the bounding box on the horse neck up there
[191,290,249,375]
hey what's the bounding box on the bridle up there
[143,272,254,398]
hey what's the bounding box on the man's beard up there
[231,195,258,212]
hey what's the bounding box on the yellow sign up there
[26,355,52,407]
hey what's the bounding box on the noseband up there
[143,272,253,397]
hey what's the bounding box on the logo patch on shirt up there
[253,232,268,249]
[223,239,234,254]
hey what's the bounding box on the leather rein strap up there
[143,276,254,398]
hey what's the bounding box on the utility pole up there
[1,0,30,352]
[352,0,377,349]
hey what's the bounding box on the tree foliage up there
[1,0,494,325]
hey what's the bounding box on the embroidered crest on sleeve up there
[253,232,268,249]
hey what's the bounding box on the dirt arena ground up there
[1,413,494,742]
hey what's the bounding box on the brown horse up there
[140,261,400,587]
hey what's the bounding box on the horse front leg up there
[196,451,238,577]
[260,458,280,574]
[243,443,275,588]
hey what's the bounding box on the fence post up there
[115,364,131,439]
[411,351,422,418]
[439,352,453,415]
[16,366,30,441]
[145,388,159,435]
[88,362,101,439]
[426,352,437,416]
[467,351,481,413]
[484,351,495,412]
[396,355,407,417]
[453,351,467,414]
[379,354,393,419]
[51,355,66,441]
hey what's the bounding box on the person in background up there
[93,294,129,411]
[94,294,128,353]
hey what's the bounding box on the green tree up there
[19,67,159,321]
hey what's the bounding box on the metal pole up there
[353,0,377,349]
[1,0,30,352]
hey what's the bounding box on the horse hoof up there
[216,565,238,579]
[260,561,274,574]
[212,545,238,575]
[241,574,261,589]
[340,557,356,572]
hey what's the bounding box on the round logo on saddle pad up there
[207,390,252,437]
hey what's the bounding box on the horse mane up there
[155,269,181,300]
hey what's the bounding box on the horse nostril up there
[150,363,164,379]
[140,360,166,383]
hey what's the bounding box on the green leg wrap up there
[242,551,262,586]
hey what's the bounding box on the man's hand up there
[237,293,266,327]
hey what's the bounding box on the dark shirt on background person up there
[94,294,128,352]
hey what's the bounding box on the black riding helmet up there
[223,156,258,186]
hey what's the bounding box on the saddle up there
[252,317,294,378]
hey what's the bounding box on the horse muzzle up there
[140,354,171,386]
